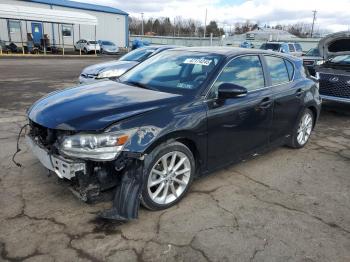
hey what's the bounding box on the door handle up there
[258,97,272,109]
[295,88,303,97]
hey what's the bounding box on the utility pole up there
[311,10,317,38]
[141,12,144,35]
[203,8,207,38]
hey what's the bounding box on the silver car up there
[98,40,119,54]
[79,45,177,84]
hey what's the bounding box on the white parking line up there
[0,116,26,123]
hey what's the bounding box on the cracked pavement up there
[0,58,350,262]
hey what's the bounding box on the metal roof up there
[0,4,98,25]
[25,0,128,16]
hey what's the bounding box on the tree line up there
[129,16,325,38]
[129,16,224,37]
[233,21,324,38]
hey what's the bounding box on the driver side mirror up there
[218,83,248,99]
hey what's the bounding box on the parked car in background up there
[316,31,350,103]
[239,41,254,48]
[260,42,303,56]
[74,39,100,54]
[98,40,119,54]
[26,47,321,221]
[302,48,324,76]
[79,45,177,83]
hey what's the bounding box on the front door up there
[31,23,42,45]
[206,55,273,170]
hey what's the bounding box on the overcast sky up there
[74,0,350,32]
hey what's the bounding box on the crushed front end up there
[26,120,144,221]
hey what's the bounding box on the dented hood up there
[28,80,180,131]
[318,31,350,59]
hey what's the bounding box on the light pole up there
[311,10,317,38]
[203,8,207,38]
[141,12,144,35]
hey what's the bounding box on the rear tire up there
[141,141,195,211]
[287,108,314,148]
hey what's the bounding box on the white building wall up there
[0,0,127,48]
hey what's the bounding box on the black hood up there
[28,80,180,131]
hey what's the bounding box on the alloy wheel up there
[297,112,313,145]
[147,151,191,205]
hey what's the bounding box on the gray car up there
[79,45,177,83]
[98,40,119,54]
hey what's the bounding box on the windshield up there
[305,48,320,57]
[260,43,281,51]
[119,50,223,94]
[88,41,97,44]
[119,48,157,62]
[328,55,350,65]
[101,41,114,46]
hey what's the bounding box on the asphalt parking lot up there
[0,58,349,262]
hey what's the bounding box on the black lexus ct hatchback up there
[25,47,321,221]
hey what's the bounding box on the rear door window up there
[265,56,290,85]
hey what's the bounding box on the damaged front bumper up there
[26,135,86,180]
[25,129,146,222]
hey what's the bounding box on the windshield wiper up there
[125,81,149,89]
[109,76,120,82]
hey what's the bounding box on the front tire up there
[141,141,195,211]
[288,108,314,148]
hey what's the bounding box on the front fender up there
[108,99,208,168]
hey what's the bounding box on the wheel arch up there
[143,131,203,176]
[307,105,318,128]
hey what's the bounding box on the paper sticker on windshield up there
[177,83,193,89]
[183,58,212,66]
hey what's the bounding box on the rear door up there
[263,55,304,144]
[206,55,273,170]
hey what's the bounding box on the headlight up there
[96,69,124,79]
[315,60,325,65]
[59,129,137,161]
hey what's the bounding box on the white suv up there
[74,39,101,54]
